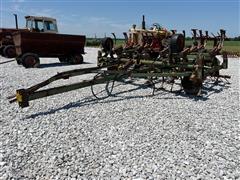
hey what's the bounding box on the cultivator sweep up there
[9,16,230,108]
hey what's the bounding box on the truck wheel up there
[16,57,22,65]
[58,57,68,63]
[3,45,16,58]
[22,53,40,68]
[0,45,5,56]
[69,55,84,64]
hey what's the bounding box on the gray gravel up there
[0,47,239,179]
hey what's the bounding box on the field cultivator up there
[9,16,230,108]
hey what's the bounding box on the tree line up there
[185,36,240,41]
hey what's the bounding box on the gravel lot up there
[0,47,239,179]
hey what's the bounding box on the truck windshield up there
[36,21,44,32]
[30,20,44,32]
[44,21,57,31]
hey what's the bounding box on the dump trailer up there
[0,15,58,58]
[13,31,86,68]
[0,28,27,58]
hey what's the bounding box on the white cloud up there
[28,8,57,17]
[61,16,132,38]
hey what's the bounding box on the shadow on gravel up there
[24,80,231,119]
[0,59,15,65]
[38,62,92,68]
[202,81,231,98]
[25,96,98,119]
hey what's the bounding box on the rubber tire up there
[16,57,22,65]
[181,76,202,95]
[3,45,16,58]
[169,34,185,53]
[21,53,40,68]
[0,45,5,56]
[69,55,84,64]
[101,37,114,52]
[58,57,68,63]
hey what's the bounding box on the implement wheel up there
[101,37,114,52]
[169,34,185,53]
[3,45,16,58]
[22,53,40,68]
[101,37,114,57]
[181,76,202,95]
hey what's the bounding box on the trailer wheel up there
[3,45,16,58]
[181,76,202,95]
[22,53,40,68]
[69,55,84,64]
[16,57,22,65]
[0,45,5,56]
[58,57,68,63]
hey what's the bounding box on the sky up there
[0,0,239,38]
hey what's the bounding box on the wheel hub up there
[25,56,36,66]
[5,46,16,58]
[181,76,202,95]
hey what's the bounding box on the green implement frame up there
[8,29,230,108]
